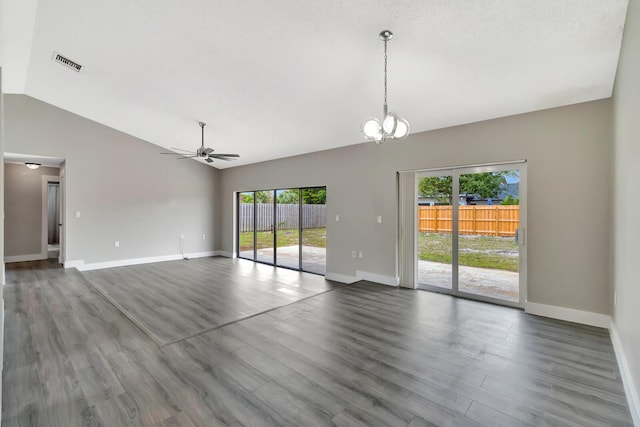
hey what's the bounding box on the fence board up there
[418,205,519,237]
[239,203,326,232]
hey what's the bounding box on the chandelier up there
[361,30,410,143]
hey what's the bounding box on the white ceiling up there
[0,0,629,169]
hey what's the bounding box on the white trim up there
[324,272,357,284]
[66,251,218,272]
[4,253,45,263]
[610,320,640,427]
[356,271,399,287]
[214,250,234,258]
[324,271,400,286]
[64,259,84,269]
[524,301,610,328]
[398,159,527,174]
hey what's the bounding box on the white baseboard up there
[0,296,3,424]
[356,271,399,287]
[524,301,610,328]
[64,259,84,269]
[214,250,234,258]
[324,271,399,286]
[66,251,218,272]
[610,321,640,427]
[4,253,45,263]
[325,272,357,284]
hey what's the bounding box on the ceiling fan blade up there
[160,152,183,155]
[170,147,195,153]
[210,154,240,158]
[204,147,214,154]
[205,157,214,163]
[177,155,198,160]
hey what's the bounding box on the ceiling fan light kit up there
[362,30,410,144]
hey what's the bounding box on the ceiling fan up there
[161,121,240,163]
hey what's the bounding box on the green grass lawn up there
[240,229,515,272]
[239,228,326,250]
[418,232,519,272]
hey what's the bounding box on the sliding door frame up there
[236,186,326,275]
[415,161,527,308]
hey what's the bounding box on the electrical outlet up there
[351,250,357,258]
[377,216,382,223]
[336,214,340,222]
[114,241,119,248]
[358,251,363,259]
[201,234,206,240]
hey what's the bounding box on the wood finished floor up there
[82,257,339,345]
[3,259,634,427]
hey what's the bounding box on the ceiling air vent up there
[53,52,82,72]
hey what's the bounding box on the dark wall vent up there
[53,52,82,72]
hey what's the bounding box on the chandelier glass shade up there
[362,30,410,144]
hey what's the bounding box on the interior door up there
[416,162,526,307]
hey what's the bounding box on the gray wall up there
[1,68,5,411]
[4,95,220,265]
[4,163,59,258]
[612,0,640,415]
[219,99,612,315]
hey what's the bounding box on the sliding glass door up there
[457,169,522,302]
[417,172,454,291]
[276,189,300,269]
[302,188,327,275]
[237,187,327,275]
[238,191,255,260]
[255,190,275,264]
[416,163,526,307]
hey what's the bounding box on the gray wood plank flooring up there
[3,259,634,426]
[83,257,339,345]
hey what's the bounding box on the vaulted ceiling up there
[0,0,629,168]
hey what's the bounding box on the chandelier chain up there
[384,39,388,106]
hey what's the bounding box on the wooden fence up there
[418,205,519,237]
[239,203,327,232]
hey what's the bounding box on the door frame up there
[236,186,327,275]
[415,161,527,308]
[41,175,62,262]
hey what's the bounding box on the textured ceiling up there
[0,0,629,168]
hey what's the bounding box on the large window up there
[236,187,326,275]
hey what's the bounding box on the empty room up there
[1,1,639,426]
